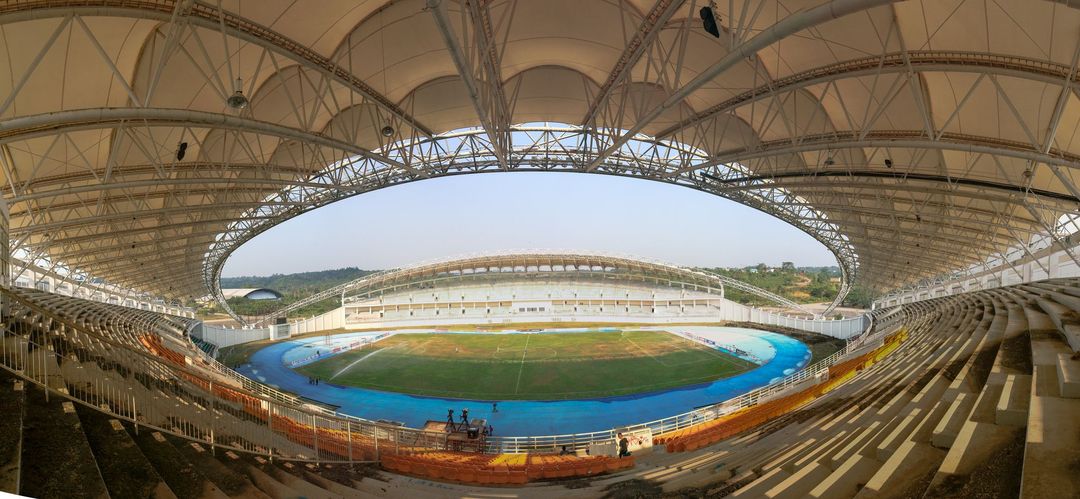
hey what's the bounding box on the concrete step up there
[19,388,109,499]
[126,428,230,499]
[267,463,344,499]
[301,469,380,499]
[994,374,1031,426]
[1057,353,1080,398]
[934,420,1020,480]
[1021,381,1080,499]
[854,440,945,499]
[809,454,881,499]
[163,434,271,499]
[761,461,831,499]
[931,392,974,449]
[243,464,304,499]
[729,466,791,497]
[0,373,25,494]
[75,404,177,499]
[875,407,926,461]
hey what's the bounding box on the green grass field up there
[294,331,757,400]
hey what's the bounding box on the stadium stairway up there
[1,280,1080,497]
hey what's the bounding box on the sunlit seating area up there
[0,275,1077,497]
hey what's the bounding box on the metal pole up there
[312,414,319,462]
[43,345,47,402]
[346,421,353,462]
[267,402,273,462]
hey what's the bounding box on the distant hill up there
[206,263,868,320]
[221,267,377,294]
[211,267,379,319]
[699,264,869,310]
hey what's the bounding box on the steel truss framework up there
[204,124,858,322]
[4,0,1080,324]
[253,252,815,325]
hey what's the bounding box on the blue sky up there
[222,173,835,276]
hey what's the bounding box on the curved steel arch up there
[203,124,859,323]
[0,0,433,136]
[0,107,406,169]
[253,251,816,325]
[673,130,1080,179]
[656,50,1080,139]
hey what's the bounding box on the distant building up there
[221,288,283,301]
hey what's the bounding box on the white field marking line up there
[512,333,531,395]
[621,332,668,367]
[329,347,390,381]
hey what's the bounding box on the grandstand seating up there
[1,278,1079,497]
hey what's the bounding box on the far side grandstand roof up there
[221,288,283,301]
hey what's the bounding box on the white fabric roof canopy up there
[3,0,1080,308]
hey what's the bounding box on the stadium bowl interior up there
[1,0,1080,497]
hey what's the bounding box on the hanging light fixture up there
[227,77,248,110]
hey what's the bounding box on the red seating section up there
[139,333,629,483]
[380,451,634,484]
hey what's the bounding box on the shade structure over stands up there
[4,0,1080,496]
[8,0,1080,322]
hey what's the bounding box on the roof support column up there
[428,0,511,170]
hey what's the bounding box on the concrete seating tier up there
[3,280,1080,497]
[380,450,633,484]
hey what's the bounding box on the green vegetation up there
[702,265,842,306]
[296,331,756,400]
[204,267,377,319]
[205,262,870,320]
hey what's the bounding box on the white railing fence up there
[486,311,894,453]
[3,285,910,461]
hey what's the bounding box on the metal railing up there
[485,311,884,453]
[3,286,897,460]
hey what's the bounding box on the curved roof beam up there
[0,108,405,170]
[11,201,303,235]
[44,216,277,247]
[585,0,902,171]
[0,1,434,137]
[48,228,240,261]
[715,179,1073,213]
[711,170,1077,202]
[581,0,686,125]
[5,162,313,194]
[675,130,1080,180]
[656,50,1080,139]
[13,176,358,205]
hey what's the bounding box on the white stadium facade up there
[239,252,867,338]
[1,0,1080,497]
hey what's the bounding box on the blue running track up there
[236,327,809,436]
